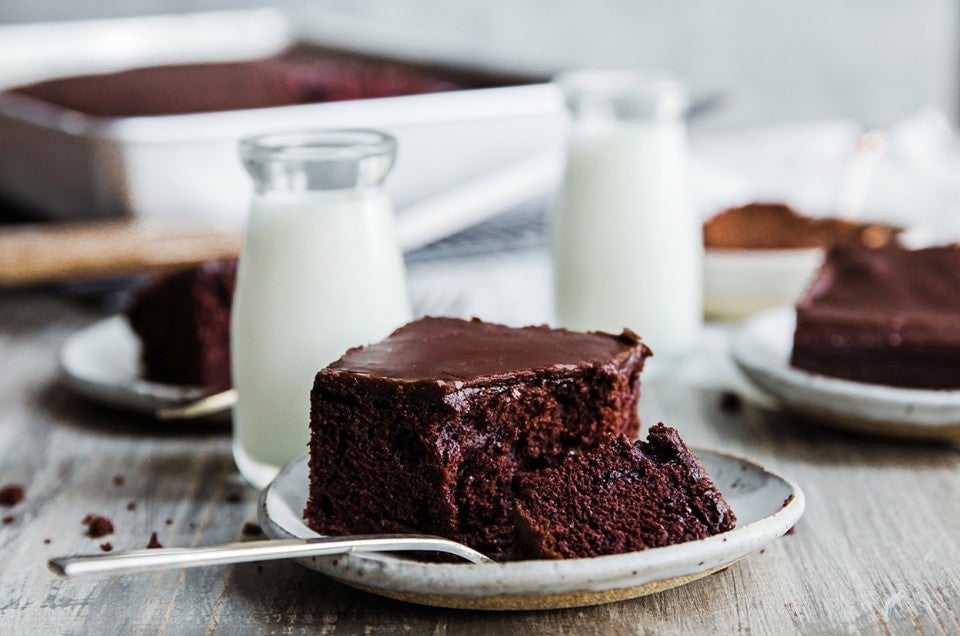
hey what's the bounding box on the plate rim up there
[58,315,213,413]
[732,306,960,437]
[258,448,805,600]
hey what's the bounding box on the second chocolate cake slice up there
[791,244,960,389]
[305,317,651,560]
[127,260,237,390]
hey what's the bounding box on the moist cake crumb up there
[241,522,263,537]
[165,518,173,526]
[99,542,113,552]
[718,391,742,413]
[147,532,163,549]
[83,514,114,538]
[0,484,25,507]
[126,501,137,511]
[514,425,736,559]
[112,475,125,487]
[43,538,51,545]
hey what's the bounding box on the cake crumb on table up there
[99,542,113,552]
[112,475,125,487]
[147,532,163,549]
[2,515,14,525]
[242,522,263,537]
[718,391,742,413]
[126,501,136,511]
[225,493,243,504]
[0,484,25,507]
[82,514,114,538]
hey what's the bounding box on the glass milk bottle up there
[553,71,702,356]
[232,130,412,488]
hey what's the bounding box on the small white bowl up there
[704,227,933,321]
[704,248,822,320]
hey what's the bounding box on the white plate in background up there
[733,307,960,439]
[259,449,805,611]
[58,315,217,416]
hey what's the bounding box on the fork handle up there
[49,534,493,577]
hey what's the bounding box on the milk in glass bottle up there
[553,71,701,356]
[233,130,412,488]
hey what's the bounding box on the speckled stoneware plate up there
[733,307,960,440]
[259,450,805,611]
[58,316,218,417]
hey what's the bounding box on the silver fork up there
[50,534,494,577]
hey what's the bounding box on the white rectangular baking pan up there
[0,9,564,229]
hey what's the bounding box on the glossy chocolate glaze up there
[797,244,960,341]
[327,317,649,383]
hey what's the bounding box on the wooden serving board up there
[0,220,243,286]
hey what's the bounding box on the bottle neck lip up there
[240,128,396,193]
[555,69,688,123]
[239,129,396,164]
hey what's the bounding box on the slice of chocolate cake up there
[704,202,900,250]
[305,317,651,560]
[514,426,736,559]
[127,259,237,390]
[791,244,960,389]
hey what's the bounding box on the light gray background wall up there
[2,0,957,130]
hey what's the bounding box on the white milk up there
[231,189,411,488]
[553,108,702,355]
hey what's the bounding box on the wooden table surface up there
[1,288,958,634]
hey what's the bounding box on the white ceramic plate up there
[58,315,217,416]
[259,450,805,611]
[733,307,960,439]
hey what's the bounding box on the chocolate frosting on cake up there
[792,244,960,388]
[328,316,645,383]
[797,244,960,342]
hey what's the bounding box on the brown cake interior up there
[515,426,736,559]
[126,260,236,389]
[305,317,650,560]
